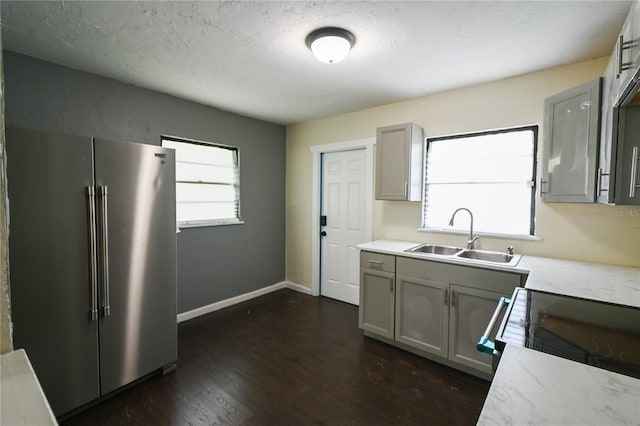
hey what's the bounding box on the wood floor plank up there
[62,289,490,425]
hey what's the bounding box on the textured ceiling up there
[1,1,632,125]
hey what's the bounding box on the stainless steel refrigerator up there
[6,127,177,417]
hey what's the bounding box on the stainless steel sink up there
[405,244,463,256]
[405,244,521,267]
[456,249,521,266]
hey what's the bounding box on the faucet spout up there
[448,207,478,250]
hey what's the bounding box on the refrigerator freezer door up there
[94,139,177,395]
[6,127,100,415]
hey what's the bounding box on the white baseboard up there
[285,281,313,295]
[177,280,313,323]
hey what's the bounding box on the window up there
[162,136,241,227]
[422,126,537,237]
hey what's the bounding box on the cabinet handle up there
[367,260,383,270]
[597,168,610,196]
[389,278,394,293]
[618,35,637,76]
[616,35,624,78]
[444,289,448,305]
[630,146,640,198]
[451,290,456,307]
[404,181,408,198]
[540,178,549,197]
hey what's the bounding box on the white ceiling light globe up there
[306,27,355,65]
[311,36,351,64]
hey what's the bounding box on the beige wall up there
[286,56,640,289]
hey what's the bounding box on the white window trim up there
[422,125,538,238]
[178,218,245,229]
[417,227,542,241]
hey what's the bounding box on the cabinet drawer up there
[360,251,395,273]
[397,256,521,295]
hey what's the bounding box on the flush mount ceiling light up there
[305,27,355,64]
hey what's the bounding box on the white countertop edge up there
[1,349,58,425]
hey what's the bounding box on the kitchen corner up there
[357,240,640,424]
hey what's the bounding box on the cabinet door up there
[375,123,423,201]
[616,9,638,103]
[598,57,620,203]
[615,106,640,205]
[6,127,100,416]
[448,285,505,375]
[359,268,395,339]
[395,274,448,357]
[542,78,601,203]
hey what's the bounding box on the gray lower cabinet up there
[448,285,504,375]
[359,252,395,339]
[360,252,521,378]
[395,274,449,357]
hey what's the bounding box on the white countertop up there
[519,256,640,308]
[477,345,640,426]
[1,349,57,425]
[357,240,640,425]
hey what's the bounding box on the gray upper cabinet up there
[614,1,640,105]
[598,0,640,205]
[615,107,640,205]
[375,123,423,201]
[542,78,602,203]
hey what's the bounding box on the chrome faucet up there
[448,207,479,250]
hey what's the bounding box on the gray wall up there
[3,51,286,314]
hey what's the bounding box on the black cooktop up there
[497,288,640,379]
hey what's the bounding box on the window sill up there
[417,227,542,242]
[178,219,245,229]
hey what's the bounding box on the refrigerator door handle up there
[87,186,99,321]
[99,186,111,317]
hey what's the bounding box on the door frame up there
[310,138,375,297]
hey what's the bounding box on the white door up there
[321,149,368,305]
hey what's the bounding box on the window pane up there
[423,127,536,236]
[162,136,240,225]
[163,139,235,166]
[176,182,236,203]
[176,162,237,184]
[425,183,532,235]
[426,130,534,183]
[177,202,237,223]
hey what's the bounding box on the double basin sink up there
[405,244,521,267]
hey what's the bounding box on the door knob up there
[320,231,327,237]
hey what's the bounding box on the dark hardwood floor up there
[63,289,490,425]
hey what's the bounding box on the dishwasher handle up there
[476,296,511,354]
